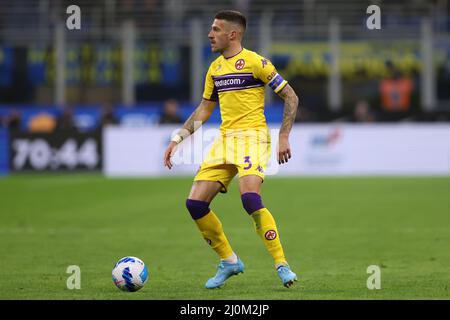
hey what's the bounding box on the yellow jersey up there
[202,48,288,131]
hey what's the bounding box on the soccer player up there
[164,10,299,289]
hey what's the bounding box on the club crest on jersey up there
[265,230,277,240]
[235,59,245,70]
[216,64,222,71]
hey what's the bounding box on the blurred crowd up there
[2,88,449,134]
[2,58,450,133]
[0,99,184,133]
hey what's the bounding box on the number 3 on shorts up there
[244,156,252,170]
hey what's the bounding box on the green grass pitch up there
[0,174,449,299]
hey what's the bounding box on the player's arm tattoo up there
[183,106,202,134]
[277,84,299,135]
[180,99,216,136]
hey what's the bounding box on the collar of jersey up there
[223,48,245,60]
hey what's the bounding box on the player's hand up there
[278,133,292,165]
[164,141,178,169]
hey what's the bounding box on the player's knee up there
[185,199,211,220]
[241,192,265,215]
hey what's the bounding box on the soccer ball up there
[112,256,149,292]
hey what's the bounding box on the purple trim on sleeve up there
[209,85,219,101]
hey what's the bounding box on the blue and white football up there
[112,256,149,292]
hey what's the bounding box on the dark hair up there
[215,10,246,31]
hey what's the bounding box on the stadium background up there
[0,0,450,300]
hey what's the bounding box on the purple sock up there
[185,199,211,220]
[241,192,265,215]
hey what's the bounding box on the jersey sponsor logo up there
[212,73,264,92]
[265,230,277,241]
[214,78,245,87]
[235,59,245,70]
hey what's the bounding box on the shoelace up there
[278,266,290,274]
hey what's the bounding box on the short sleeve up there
[202,65,218,101]
[254,56,288,94]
